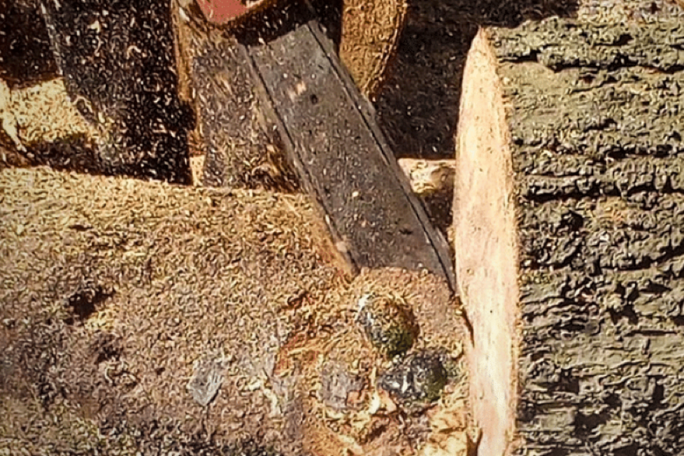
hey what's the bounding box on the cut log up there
[454,8,684,456]
[0,0,59,88]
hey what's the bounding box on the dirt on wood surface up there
[0,166,469,455]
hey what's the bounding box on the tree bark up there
[454,8,684,456]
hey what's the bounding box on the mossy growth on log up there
[356,292,418,358]
[454,3,684,455]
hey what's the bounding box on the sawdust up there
[0,166,469,455]
[0,76,104,175]
[174,0,406,101]
[1,0,407,183]
[5,78,96,148]
[294,268,470,456]
[191,155,206,184]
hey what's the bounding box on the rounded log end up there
[453,29,520,456]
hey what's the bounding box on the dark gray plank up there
[240,7,455,288]
[191,34,281,188]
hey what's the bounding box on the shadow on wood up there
[375,0,580,161]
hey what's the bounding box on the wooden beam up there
[230,2,455,287]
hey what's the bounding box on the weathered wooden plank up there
[187,0,406,189]
[191,31,297,189]
[239,3,455,287]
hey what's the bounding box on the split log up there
[454,4,684,455]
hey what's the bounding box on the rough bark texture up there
[455,6,684,456]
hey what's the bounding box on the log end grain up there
[453,29,519,456]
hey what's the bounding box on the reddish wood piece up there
[194,0,249,25]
